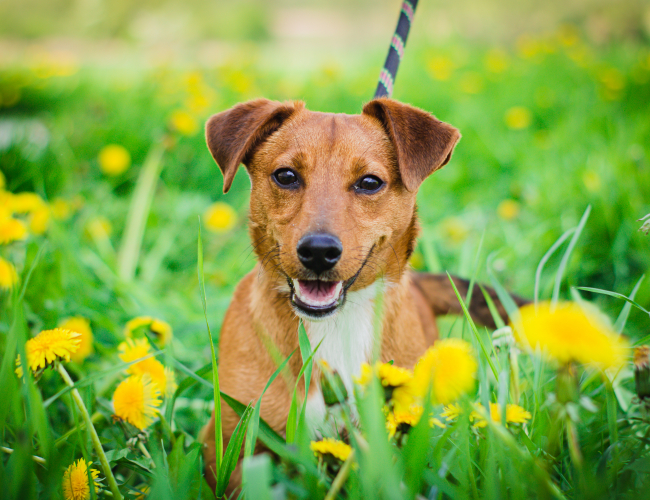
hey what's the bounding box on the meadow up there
[1,20,650,500]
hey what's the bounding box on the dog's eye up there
[355,175,384,194]
[272,168,300,188]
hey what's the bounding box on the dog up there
[200,97,521,492]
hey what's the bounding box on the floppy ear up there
[205,98,303,193]
[362,97,461,192]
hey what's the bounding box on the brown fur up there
[200,98,520,493]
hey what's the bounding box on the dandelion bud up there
[319,361,348,406]
[634,346,650,400]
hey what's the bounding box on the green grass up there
[1,27,650,499]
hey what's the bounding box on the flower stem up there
[137,441,156,468]
[57,364,123,500]
[324,450,355,500]
[1,446,46,465]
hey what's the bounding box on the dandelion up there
[504,106,532,130]
[378,363,413,388]
[118,337,167,394]
[439,216,469,244]
[16,328,81,376]
[203,202,237,233]
[125,315,173,346]
[51,198,73,220]
[112,374,162,430]
[582,170,602,193]
[62,458,101,500]
[497,199,521,221]
[386,405,423,438]
[0,256,19,290]
[59,317,94,363]
[427,56,454,81]
[29,205,51,235]
[8,192,45,213]
[310,438,352,462]
[0,216,28,244]
[85,216,112,240]
[470,402,532,428]
[484,48,509,73]
[441,403,462,421]
[459,72,484,94]
[512,301,629,369]
[98,144,131,176]
[412,339,477,405]
[169,110,199,136]
[355,362,417,411]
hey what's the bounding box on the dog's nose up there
[296,233,342,274]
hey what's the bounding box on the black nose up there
[297,233,343,274]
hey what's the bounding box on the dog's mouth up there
[288,245,375,320]
[291,279,345,318]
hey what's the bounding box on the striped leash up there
[374,0,419,99]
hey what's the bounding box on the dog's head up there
[205,98,460,320]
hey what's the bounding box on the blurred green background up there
[1,0,650,370]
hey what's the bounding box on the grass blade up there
[198,221,223,475]
[552,205,591,305]
[447,272,499,382]
[576,286,649,315]
[534,228,575,304]
[614,275,645,333]
[244,350,295,459]
[217,403,254,495]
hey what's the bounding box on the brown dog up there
[200,97,517,491]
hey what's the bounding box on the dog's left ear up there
[362,98,461,192]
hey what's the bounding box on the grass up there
[1,24,650,499]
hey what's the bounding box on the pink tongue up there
[298,280,338,302]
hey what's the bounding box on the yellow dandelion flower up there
[484,48,509,73]
[85,216,112,240]
[16,328,81,375]
[497,199,521,221]
[98,144,131,176]
[512,301,629,369]
[582,170,601,193]
[8,192,45,213]
[386,405,423,438]
[310,438,352,462]
[125,315,173,346]
[0,256,19,290]
[29,205,51,235]
[112,374,162,430]
[354,363,374,386]
[118,337,167,394]
[169,110,199,136]
[51,198,73,220]
[59,317,94,363]
[441,403,462,421]
[0,216,28,244]
[203,202,236,233]
[378,363,413,388]
[134,484,150,500]
[598,68,625,91]
[439,216,469,244]
[62,458,101,500]
[427,55,454,81]
[470,402,531,428]
[412,338,477,405]
[504,106,532,130]
[459,72,484,94]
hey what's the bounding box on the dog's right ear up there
[205,98,303,193]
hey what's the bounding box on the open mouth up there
[288,244,375,319]
[291,279,345,318]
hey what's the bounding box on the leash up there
[374,0,419,99]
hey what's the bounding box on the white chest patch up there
[303,283,378,434]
